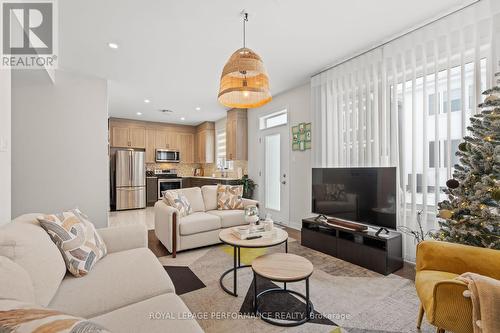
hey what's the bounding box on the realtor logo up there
[1,0,58,69]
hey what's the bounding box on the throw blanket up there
[456,272,500,333]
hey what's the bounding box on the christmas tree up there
[435,72,500,249]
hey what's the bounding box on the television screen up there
[312,167,397,229]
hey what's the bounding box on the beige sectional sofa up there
[155,185,258,257]
[0,214,203,333]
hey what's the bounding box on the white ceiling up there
[59,0,473,125]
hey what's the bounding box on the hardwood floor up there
[111,209,416,280]
[284,225,416,280]
[148,229,169,257]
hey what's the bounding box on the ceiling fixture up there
[136,112,142,116]
[144,99,150,103]
[180,117,186,121]
[217,11,271,109]
[108,42,119,49]
[195,107,201,111]
[158,109,173,114]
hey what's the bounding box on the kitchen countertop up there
[181,176,241,181]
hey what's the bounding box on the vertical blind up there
[311,0,500,260]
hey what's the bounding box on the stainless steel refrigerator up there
[115,150,146,210]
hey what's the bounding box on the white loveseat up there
[0,214,203,333]
[155,185,259,257]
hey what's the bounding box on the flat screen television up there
[312,167,397,229]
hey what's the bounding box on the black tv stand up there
[301,218,403,275]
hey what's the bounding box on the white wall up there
[0,68,11,225]
[248,83,311,229]
[12,70,109,227]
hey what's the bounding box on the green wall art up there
[292,122,311,151]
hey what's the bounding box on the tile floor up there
[108,207,155,230]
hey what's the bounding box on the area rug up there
[154,237,435,333]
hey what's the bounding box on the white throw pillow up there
[37,209,107,277]
[163,191,193,217]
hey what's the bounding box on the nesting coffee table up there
[252,253,314,326]
[219,227,288,297]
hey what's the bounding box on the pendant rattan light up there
[218,12,271,109]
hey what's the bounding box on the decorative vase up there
[244,205,259,231]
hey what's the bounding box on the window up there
[428,93,437,115]
[265,133,281,210]
[310,8,496,262]
[259,110,287,130]
[429,139,460,168]
[215,128,233,170]
[429,141,436,167]
[445,139,460,168]
[428,84,467,115]
[443,89,462,113]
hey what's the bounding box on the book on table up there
[231,226,276,240]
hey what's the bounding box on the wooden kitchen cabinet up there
[195,122,215,163]
[110,125,145,148]
[155,130,167,149]
[166,132,179,149]
[145,129,156,163]
[111,126,129,147]
[156,130,179,150]
[226,109,247,160]
[184,177,240,188]
[109,118,197,164]
[129,127,146,148]
[179,133,195,163]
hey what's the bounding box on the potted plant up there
[238,175,257,199]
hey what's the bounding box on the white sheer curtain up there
[311,0,500,261]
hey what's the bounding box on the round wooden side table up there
[251,253,314,327]
[218,227,288,297]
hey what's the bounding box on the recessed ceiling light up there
[108,42,119,49]
[136,112,142,116]
[195,107,201,111]
[144,99,150,103]
[180,117,186,121]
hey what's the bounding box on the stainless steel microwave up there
[155,149,180,163]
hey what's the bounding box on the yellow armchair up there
[415,240,500,333]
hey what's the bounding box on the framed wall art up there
[292,122,311,151]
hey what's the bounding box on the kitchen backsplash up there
[146,160,248,178]
[201,160,248,178]
[146,163,201,176]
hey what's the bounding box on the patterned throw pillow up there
[163,191,192,217]
[217,185,244,210]
[0,299,110,333]
[37,209,107,277]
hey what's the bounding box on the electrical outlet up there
[0,137,8,152]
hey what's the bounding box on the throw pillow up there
[0,299,110,332]
[37,209,107,277]
[217,184,244,210]
[163,191,192,217]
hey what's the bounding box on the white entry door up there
[259,112,289,225]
